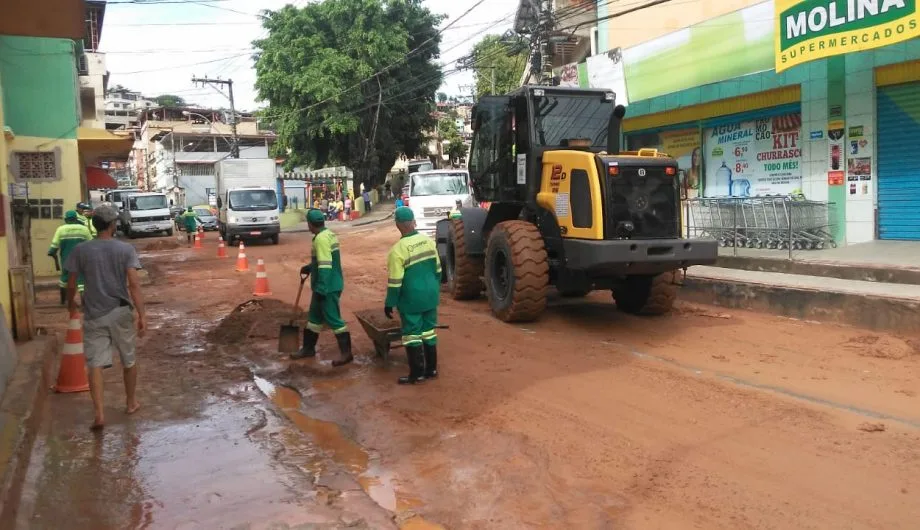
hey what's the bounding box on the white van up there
[120,192,174,238]
[406,169,473,235]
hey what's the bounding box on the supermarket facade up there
[557,0,920,244]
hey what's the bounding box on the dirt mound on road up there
[843,334,920,360]
[144,240,181,251]
[208,298,296,345]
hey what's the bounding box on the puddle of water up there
[252,376,435,523]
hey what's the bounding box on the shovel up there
[278,273,309,353]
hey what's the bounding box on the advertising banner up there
[776,0,920,72]
[622,1,774,102]
[660,129,702,199]
[558,63,580,87]
[703,112,803,197]
[586,48,629,105]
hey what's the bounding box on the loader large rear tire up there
[446,218,484,300]
[485,221,549,322]
[613,271,679,316]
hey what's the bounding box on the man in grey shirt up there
[65,203,146,429]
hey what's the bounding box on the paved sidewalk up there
[283,202,396,233]
[688,265,920,301]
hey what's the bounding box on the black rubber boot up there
[332,332,354,367]
[290,329,319,359]
[398,345,426,385]
[59,288,66,306]
[423,343,438,379]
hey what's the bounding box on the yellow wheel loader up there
[435,86,718,322]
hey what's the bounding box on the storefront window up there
[703,112,802,197]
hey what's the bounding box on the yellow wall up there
[602,0,765,51]
[0,75,11,325]
[7,136,82,278]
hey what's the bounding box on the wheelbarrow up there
[354,309,447,362]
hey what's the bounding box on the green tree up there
[437,91,448,103]
[254,0,443,194]
[469,34,526,99]
[155,94,187,107]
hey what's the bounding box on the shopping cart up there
[687,197,837,250]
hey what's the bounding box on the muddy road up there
[16,224,920,529]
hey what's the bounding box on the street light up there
[181,110,239,158]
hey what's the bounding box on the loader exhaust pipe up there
[607,104,627,154]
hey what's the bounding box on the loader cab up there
[469,87,621,205]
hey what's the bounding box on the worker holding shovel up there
[385,207,442,385]
[291,209,353,366]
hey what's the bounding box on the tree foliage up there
[436,112,467,165]
[254,0,443,192]
[470,34,526,99]
[155,94,187,107]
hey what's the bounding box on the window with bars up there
[12,199,65,220]
[10,151,61,182]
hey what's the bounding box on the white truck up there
[405,169,474,236]
[215,158,281,245]
[119,192,174,238]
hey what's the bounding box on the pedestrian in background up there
[344,195,352,220]
[65,204,145,429]
[180,207,198,247]
[48,210,92,305]
[362,190,371,212]
[292,209,353,366]
[385,207,441,385]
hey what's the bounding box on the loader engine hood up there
[599,155,680,240]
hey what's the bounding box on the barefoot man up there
[65,203,146,428]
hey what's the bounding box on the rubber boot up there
[290,329,319,359]
[423,343,438,379]
[59,287,66,306]
[332,332,354,367]
[398,345,426,385]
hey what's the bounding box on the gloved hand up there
[300,264,311,276]
[47,249,57,257]
[384,306,394,319]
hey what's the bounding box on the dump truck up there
[435,85,718,322]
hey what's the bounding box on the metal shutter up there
[877,82,920,240]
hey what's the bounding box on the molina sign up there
[776,0,919,72]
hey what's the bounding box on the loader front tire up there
[446,218,484,300]
[613,271,679,316]
[485,221,549,322]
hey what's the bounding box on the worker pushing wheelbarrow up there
[282,207,446,385]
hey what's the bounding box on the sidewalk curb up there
[715,255,920,286]
[0,335,56,526]
[681,276,920,333]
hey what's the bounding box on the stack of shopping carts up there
[687,197,837,250]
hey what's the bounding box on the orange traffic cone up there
[216,236,228,258]
[253,258,272,296]
[193,232,203,249]
[54,313,90,393]
[198,226,205,240]
[235,242,250,272]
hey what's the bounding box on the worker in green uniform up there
[385,207,441,385]
[76,202,98,238]
[48,210,92,305]
[292,209,353,366]
[179,207,199,246]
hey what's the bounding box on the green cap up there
[64,210,79,221]
[394,207,414,223]
[306,209,325,224]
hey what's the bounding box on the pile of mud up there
[207,299,296,345]
[843,334,920,360]
[144,240,181,251]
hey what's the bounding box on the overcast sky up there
[100,0,519,111]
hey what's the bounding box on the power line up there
[110,53,250,75]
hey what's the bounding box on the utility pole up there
[191,76,240,158]
[538,0,554,84]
